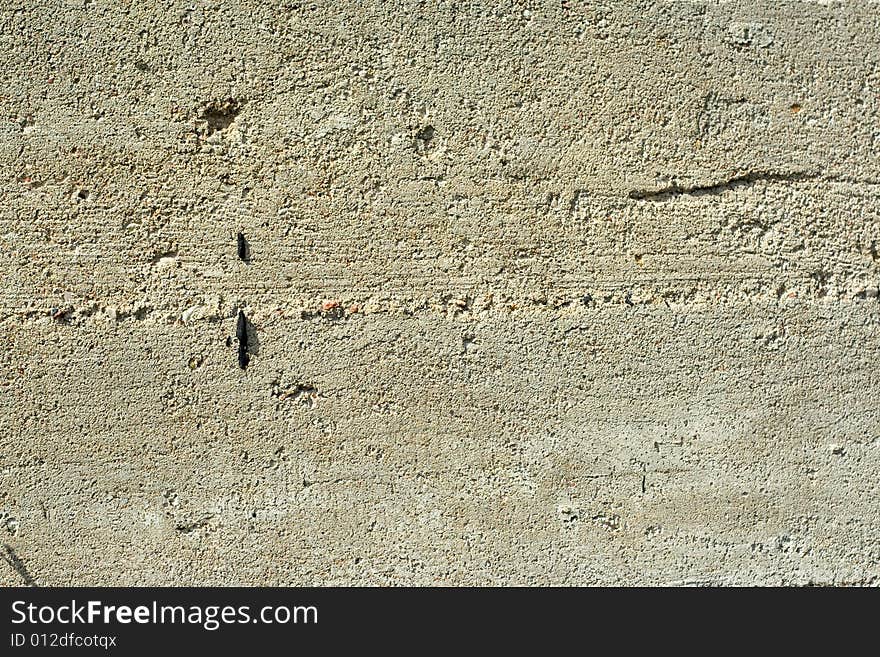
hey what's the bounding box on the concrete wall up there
[1,0,879,585]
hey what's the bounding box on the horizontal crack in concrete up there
[628,171,822,201]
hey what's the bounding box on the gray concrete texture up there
[1,0,879,586]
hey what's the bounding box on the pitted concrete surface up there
[1,1,879,585]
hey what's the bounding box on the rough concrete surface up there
[1,0,879,586]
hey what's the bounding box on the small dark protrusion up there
[236,310,250,369]
[236,310,248,346]
[237,232,248,261]
[416,125,435,142]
